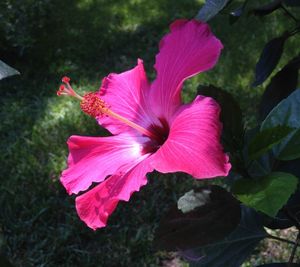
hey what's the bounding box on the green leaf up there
[0,60,20,80]
[195,0,230,22]
[250,0,282,16]
[277,129,300,160]
[259,55,300,120]
[261,89,300,160]
[252,35,288,87]
[244,127,273,177]
[154,186,241,251]
[248,125,294,160]
[229,0,248,24]
[233,172,298,217]
[186,206,267,267]
[265,188,300,229]
[262,89,300,128]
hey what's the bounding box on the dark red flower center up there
[142,118,170,154]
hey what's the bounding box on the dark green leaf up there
[259,55,300,120]
[277,129,300,160]
[154,185,241,251]
[185,206,267,267]
[244,127,273,177]
[248,125,294,160]
[196,0,230,22]
[233,172,298,217]
[0,60,20,80]
[261,89,300,160]
[250,0,282,16]
[266,187,300,229]
[197,85,243,153]
[284,0,300,6]
[252,35,288,87]
[229,4,244,24]
[247,154,273,177]
[230,6,243,17]
[260,89,300,128]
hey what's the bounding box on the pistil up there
[57,77,157,140]
[57,76,83,101]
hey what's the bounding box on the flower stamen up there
[80,92,157,139]
[57,77,157,139]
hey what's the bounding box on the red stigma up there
[57,76,81,99]
[62,76,71,83]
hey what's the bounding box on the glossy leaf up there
[230,6,243,17]
[252,35,288,87]
[197,85,243,153]
[277,129,300,160]
[185,206,267,267]
[154,185,241,251]
[248,126,294,160]
[261,89,300,128]
[266,187,300,229]
[233,172,298,217]
[229,5,244,24]
[0,60,20,80]
[244,127,273,178]
[261,89,300,160]
[196,0,230,22]
[250,0,282,16]
[259,56,300,120]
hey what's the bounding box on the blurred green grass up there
[0,0,300,266]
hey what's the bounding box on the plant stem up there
[289,231,300,263]
[268,234,297,246]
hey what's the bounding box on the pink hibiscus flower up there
[58,19,231,230]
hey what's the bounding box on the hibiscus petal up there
[151,96,231,178]
[97,59,156,135]
[75,156,153,229]
[61,134,145,195]
[150,19,223,119]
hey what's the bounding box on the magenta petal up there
[75,156,153,230]
[151,96,231,178]
[98,59,156,135]
[60,134,144,195]
[150,19,223,119]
